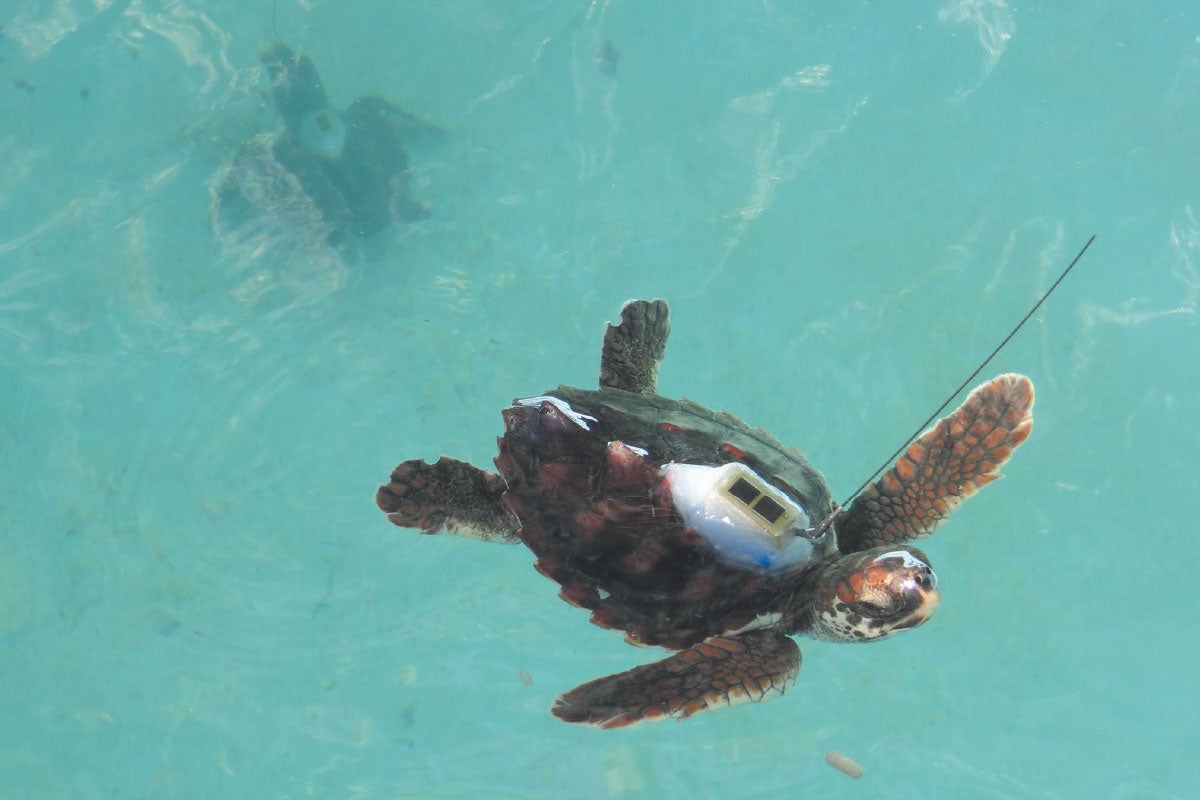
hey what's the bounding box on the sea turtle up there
[213,43,440,246]
[376,299,1034,728]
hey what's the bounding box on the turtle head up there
[809,546,940,643]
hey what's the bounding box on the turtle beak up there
[816,546,941,642]
[883,549,940,632]
[899,572,940,628]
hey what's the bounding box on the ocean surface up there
[2,1,1197,798]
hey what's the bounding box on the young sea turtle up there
[376,299,1034,728]
[213,44,441,246]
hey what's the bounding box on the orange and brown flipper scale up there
[551,630,800,729]
[837,373,1034,552]
[376,457,519,543]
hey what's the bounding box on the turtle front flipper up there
[376,457,520,543]
[599,299,670,393]
[344,96,447,146]
[838,373,1034,552]
[551,631,799,728]
[259,44,331,132]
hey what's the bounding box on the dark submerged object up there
[216,44,438,245]
[377,300,1034,728]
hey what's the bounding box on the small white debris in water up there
[825,750,864,779]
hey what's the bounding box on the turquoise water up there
[2,1,1197,797]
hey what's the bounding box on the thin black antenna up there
[805,234,1096,538]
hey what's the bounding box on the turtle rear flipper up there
[838,373,1034,552]
[551,631,799,728]
[599,299,670,393]
[376,457,519,543]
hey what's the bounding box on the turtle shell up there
[495,384,838,650]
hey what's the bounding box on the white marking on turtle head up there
[517,395,597,430]
[875,549,939,592]
[876,549,930,570]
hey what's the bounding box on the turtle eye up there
[915,567,938,591]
